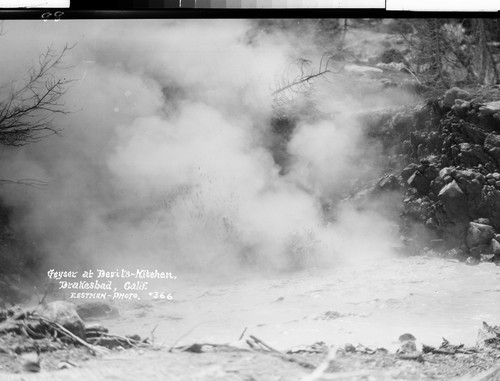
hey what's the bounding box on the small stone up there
[21,352,40,373]
[465,256,480,265]
[126,334,141,342]
[398,333,417,342]
[57,362,75,370]
[344,343,356,353]
[480,254,495,262]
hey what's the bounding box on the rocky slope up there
[363,86,500,263]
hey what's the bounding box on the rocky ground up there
[357,85,500,264]
[1,296,500,380]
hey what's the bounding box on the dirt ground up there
[2,332,500,380]
[3,260,500,381]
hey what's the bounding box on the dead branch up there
[272,55,339,97]
[32,314,108,356]
[100,333,150,348]
[238,327,247,341]
[247,335,316,369]
[150,323,158,345]
[168,322,208,352]
[249,335,280,352]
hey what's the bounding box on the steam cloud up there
[0,20,411,278]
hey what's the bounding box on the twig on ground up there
[238,327,247,341]
[168,322,207,353]
[423,344,476,355]
[246,339,257,350]
[249,335,280,352]
[150,323,158,345]
[101,333,150,348]
[247,334,317,369]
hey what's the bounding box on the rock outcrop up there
[364,87,500,262]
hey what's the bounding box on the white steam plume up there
[0,20,407,278]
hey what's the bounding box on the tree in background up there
[399,19,500,90]
[0,40,73,305]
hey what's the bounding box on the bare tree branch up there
[0,43,75,146]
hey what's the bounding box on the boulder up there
[76,301,119,321]
[484,133,500,165]
[484,187,500,230]
[466,222,496,248]
[458,143,491,167]
[490,238,500,257]
[484,133,500,150]
[443,87,471,108]
[439,167,456,179]
[438,180,468,219]
[469,244,491,258]
[407,171,430,194]
[451,99,471,118]
[401,164,419,182]
[39,301,86,340]
[461,122,487,145]
[479,101,500,116]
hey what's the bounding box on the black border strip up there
[0,9,499,19]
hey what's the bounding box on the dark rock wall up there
[369,87,500,261]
